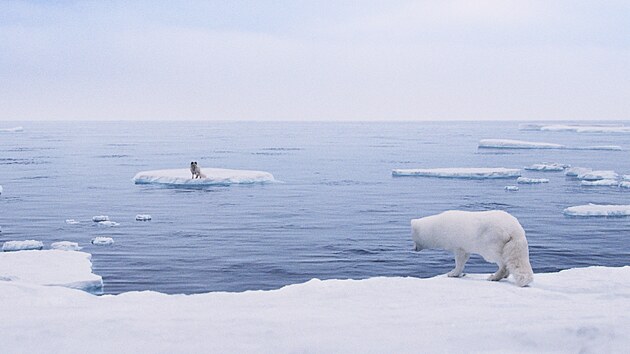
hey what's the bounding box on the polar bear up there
[411,210,533,287]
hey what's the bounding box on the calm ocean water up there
[1,121,629,294]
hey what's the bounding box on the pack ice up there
[517,177,549,184]
[2,240,44,252]
[478,139,621,151]
[563,204,630,217]
[392,168,521,179]
[133,168,275,186]
[524,163,569,171]
[519,123,630,133]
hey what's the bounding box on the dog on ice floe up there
[411,210,534,287]
[190,161,206,179]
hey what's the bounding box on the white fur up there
[411,210,533,287]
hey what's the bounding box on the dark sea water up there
[1,121,629,294]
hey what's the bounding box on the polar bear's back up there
[411,210,525,254]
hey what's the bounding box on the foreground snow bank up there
[0,250,102,293]
[133,168,276,186]
[392,167,521,179]
[0,263,629,353]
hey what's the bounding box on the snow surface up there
[133,168,276,186]
[91,237,114,245]
[517,177,549,184]
[51,241,82,251]
[2,240,44,252]
[65,219,80,224]
[563,204,630,217]
[0,249,629,353]
[479,139,621,151]
[0,250,102,293]
[504,186,519,191]
[92,215,109,222]
[524,163,568,171]
[0,126,24,132]
[135,214,152,221]
[391,168,521,179]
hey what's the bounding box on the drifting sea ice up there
[565,167,592,177]
[621,182,630,189]
[517,177,549,184]
[91,237,114,245]
[92,215,109,222]
[51,241,82,251]
[563,204,630,217]
[65,219,80,225]
[2,240,44,252]
[0,185,3,194]
[479,139,564,149]
[579,170,618,181]
[391,168,521,179]
[581,180,620,187]
[0,250,102,293]
[0,126,23,132]
[135,214,152,221]
[133,168,276,186]
[96,221,119,227]
[504,186,519,191]
[524,163,569,171]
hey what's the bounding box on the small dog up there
[190,161,206,179]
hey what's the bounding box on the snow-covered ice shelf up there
[563,204,630,217]
[133,168,276,186]
[392,168,521,179]
[0,252,629,353]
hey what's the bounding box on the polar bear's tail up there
[503,232,534,287]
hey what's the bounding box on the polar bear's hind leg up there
[488,264,509,281]
[447,249,470,277]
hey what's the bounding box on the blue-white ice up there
[96,221,119,227]
[581,179,620,187]
[504,186,519,191]
[517,177,549,184]
[519,123,630,133]
[564,204,630,217]
[579,170,618,181]
[136,214,152,221]
[2,240,44,252]
[0,126,23,133]
[92,215,109,222]
[391,167,521,179]
[91,237,114,245]
[133,168,276,186]
[478,139,622,151]
[51,241,82,251]
[565,167,592,177]
[524,163,569,171]
[65,219,80,225]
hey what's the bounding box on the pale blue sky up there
[1,1,629,121]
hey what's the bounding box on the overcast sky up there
[1,1,629,121]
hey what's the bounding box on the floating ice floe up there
[621,182,630,189]
[135,214,152,221]
[478,139,621,151]
[623,175,630,181]
[579,170,618,181]
[504,186,519,191]
[65,219,80,225]
[0,250,102,293]
[0,185,3,195]
[91,237,114,245]
[92,215,109,222]
[0,126,24,132]
[520,123,630,133]
[563,204,630,217]
[517,177,549,184]
[392,168,521,179]
[581,180,620,187]
[2,240,44,252]
[524,163,569,171]
[133,168,276,186]
[565,167,592,177]
[96,221,119,227]
[51,241,82,251]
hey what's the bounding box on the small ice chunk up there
[97,221,119,227]
[479,139,564,149]
[540,124,630,133]
[517,177,549,184]
[2,240,44,252]
[504,186,519,191]
[135,214,152,221]
[622,175,630,181]
[564,204,630,217]
[581,179,619,187]
[524,163,569,171]
[580,170,618,181]
[65,219,81,225]
[51,241,82,251]
[0,126,24,132]
[620,182,630,189]
[133,168,276,186]
[91,237,114,245]
[565,167,592,177]
[92,215,109,222]
[391,168,521,179]
[0,185,3,195]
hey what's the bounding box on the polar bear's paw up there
[447,270,465,278]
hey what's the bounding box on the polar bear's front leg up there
[447,249,470,277]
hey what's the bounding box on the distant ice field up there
[1,121,630,294]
